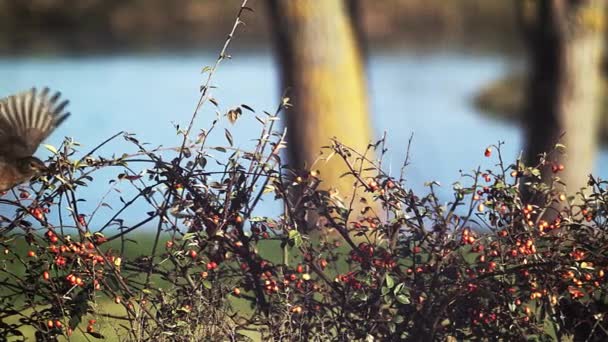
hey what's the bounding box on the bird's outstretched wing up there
[0,87,70,159]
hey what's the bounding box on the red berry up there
[484,147,492,157]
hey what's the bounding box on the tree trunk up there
[267,0,374,207]
[520,0,605,205]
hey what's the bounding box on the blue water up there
[0,49,605,228]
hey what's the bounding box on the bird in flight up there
[0,88,70,191]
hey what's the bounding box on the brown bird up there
[0,87,70,191]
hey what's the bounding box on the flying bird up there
[0,88,70,191]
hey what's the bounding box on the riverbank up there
[0,0,520,55]
[474,73,608,145]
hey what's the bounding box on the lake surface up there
[0,48,605,226]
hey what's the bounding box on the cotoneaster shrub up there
[0,3,607,342]
[0,108,606,341]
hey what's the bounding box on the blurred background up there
[0,0,606,218]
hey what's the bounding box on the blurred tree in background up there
[267,0,373,205]
[519,0,606,204]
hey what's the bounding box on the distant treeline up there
[0,0,518,54]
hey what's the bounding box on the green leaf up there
[396,294,411,304]
[203,280,212,289]
[394,283,405,296]
[385,274,395,289]
[555,143,566,151]
[354,292,368,301]
[182,233,197,241]
[288,230,303,248]
[543,317,558,341]
[392,315,405,324]
[43,144,58,154]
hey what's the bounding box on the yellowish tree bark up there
[520,0,605,203]
[267,0,374,208]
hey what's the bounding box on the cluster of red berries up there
[45,319,63,331]
[39,231,114,291]
[551,163,565,173]
[29,206,49,220]
[460,228,476,245]
[335,271,362,290]
[470,309,498,326]
[86,319,96,333]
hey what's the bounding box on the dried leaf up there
[227,107,242,124]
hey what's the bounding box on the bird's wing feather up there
[0,88,70,158]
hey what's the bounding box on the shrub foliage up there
[0,110,607,341]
